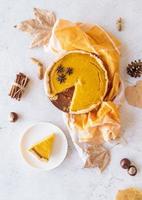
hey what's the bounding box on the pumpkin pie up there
[48,19,121,101]
[44,51,108,114]
[28,133,55,161]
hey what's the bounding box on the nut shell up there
[120,158,131,169]
[9,112,18,122]
[128,165,137,176]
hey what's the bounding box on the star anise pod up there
[127,59,142,78]
[66,67,73,75]
[57,74,66,83]
[56,65,64,74]
[116,17,123,31]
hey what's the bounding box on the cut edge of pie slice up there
[28,133,55,161]
[44,51,108,114]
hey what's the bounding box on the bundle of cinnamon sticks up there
[9,73,29,101]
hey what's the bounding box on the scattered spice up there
[127,60,142,78]
[15,8,56,48]
[9,112,18,122]
[56,66,73,84]
[31,57,45,80]
[120,158,131,169]
[9,73,29,101]
[116,17,123,31]
[56,65,64,74]
[128,165,137,176]
[57,74,66,83]
[66,67,73,75]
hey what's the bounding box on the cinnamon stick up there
[9,72,29,101]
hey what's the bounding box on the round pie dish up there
[44,51,108,114]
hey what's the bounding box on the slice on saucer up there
[28,133,55,161]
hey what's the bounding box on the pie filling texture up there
[116,188,142,200]
[48,52,108,113]
[29,133,55,160]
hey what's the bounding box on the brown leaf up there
[15,19,40,34]
[30,30,51,48]
[15,8,56,48]
[125,80,142,108]
[34,8,56,27]
[84,145,110,171]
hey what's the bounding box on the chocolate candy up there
[128,165,137,176]
[120,158,131,169]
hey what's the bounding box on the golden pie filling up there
[45,52,108,113]
[29,133,55,161]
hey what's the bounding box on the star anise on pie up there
[56,65,64,74]
[66,67,73,75]
[57,74,66,84]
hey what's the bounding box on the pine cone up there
[127,60,142,78]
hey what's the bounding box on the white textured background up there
[0,0,142,200]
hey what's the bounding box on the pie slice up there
[44,51,108,114]
[28,133,55,161]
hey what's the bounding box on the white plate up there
[20,122,68,171]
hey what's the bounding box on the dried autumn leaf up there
[33,8,56,27]
[15,19,39,34]
[30,30,52,48]
[125,80,142,108]
[84,145,110,171]
[15,8,56,48]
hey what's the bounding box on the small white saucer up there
[20,122,68,171]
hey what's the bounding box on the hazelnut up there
[9,112,18,122]
[120,158,131,169]
[128,165,137,176]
